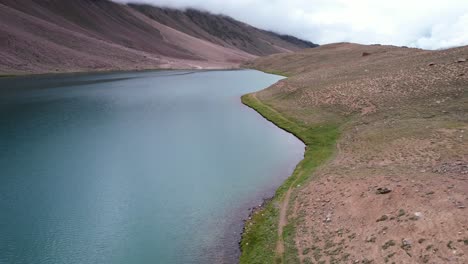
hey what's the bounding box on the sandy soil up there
[294,172,468,264]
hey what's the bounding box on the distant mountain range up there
[0,0,317,75]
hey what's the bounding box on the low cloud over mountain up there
[116,0,468,49]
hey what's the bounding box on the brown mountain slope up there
[242,43,468,263]
[0,0,192,58]
[0,2,164,74]
[130,4,317,56]
[0,0,315,75]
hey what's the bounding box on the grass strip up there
[0,74,17,78]
[239,93,340,264]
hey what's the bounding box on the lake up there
[0,70,304,264]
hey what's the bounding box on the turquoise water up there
[0,70,304,264]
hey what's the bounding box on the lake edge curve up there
[239,92,340,264]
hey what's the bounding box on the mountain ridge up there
[0,0,317,75]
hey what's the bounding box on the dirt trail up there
[276,165,306,262]
[275,187,291,257]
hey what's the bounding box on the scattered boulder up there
[376,187,392,194]
[457,58,466,63]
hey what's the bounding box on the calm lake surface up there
[0,70,304,264]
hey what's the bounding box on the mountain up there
[130,5,317,56]
[0,0,317,75]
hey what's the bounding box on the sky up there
[116,0,468,50]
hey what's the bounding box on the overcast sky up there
[116,0,468,50]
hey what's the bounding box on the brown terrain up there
[0,0,316,75]
[3,1,467,262]
[246,43,468,263]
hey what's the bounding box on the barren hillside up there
[242,43,468,264]
[131,4,317,56]
[0,0,316,75]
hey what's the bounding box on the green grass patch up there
[259,69,292,77]
[239,94,340,264]
[283,220,300,264]
[0,74,17,78]
[242,64,290,77]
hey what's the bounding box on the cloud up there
[115,0,468,49]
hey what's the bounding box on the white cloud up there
[115,0,468,49]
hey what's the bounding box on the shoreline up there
[239,93,340,263]
[0,67,247,79]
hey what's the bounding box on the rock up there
[402,239,412,250]
[362,52,371,57]
[325,213,332,223]
[428,62,436,66]
[376,187,392,194]
[365,235,377,243]
[376,215,389,222]
[413,212,423,219]
[457,58,466,63]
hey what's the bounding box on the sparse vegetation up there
[384,252,395,263]
[447,240,455,250]
[0,74,16,78]
[376,215,389,222]
[240,43,467,263]
[258,69,292,77]
[398,209,406,217]
[382,240,396,250]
